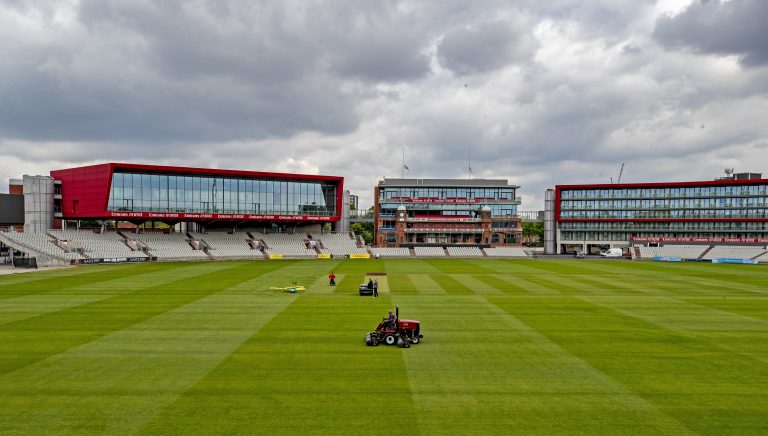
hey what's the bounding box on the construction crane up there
[610,163,625,184]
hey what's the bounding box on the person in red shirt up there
[328,272,336,286]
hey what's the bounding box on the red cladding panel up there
[50,164,113,218]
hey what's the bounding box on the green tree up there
[521,221,544,246]
[350,222,374,244]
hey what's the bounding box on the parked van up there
[600,248,623,258]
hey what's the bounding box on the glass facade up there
[558,183,768,241]
[378,186,519,218]
[107,171,337,216]
[380,187,516,200]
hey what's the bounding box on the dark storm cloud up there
[654,0,768,66]
[0,0,435,144]
[437,20,536,75]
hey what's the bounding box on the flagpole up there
[402,147,404,179]
[468,146,471,180]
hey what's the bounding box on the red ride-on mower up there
[365,306,423,347]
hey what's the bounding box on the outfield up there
[0,259,767,435]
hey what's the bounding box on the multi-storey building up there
[374,178,522,247]
[6,163,344,233]
[548,174,768,253]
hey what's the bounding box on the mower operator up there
[385,309,396,328]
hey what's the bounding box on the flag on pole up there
[469,166,473,174]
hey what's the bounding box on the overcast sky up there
[1,0,767,210]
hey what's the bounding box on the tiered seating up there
[446,247,483,257]
[192,232,262,259]
[1,231,79,260]
[50,230,143,260]
[756,249,768,263]
[484,247,529,257]
[413,247,446,257]
[133,233,206,261]
[703,245,767,260]
[636,245,708,260]
[370,247,411,258]
[256,233,316,258]
[317,233,368,256]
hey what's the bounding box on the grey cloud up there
[438,20,536,75]
[654,0,768,66]
[2,0,768,212]
[0,0,437,144]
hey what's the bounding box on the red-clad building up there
[47,163,343,230]
[548,173,768,254]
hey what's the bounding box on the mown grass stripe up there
[223,259,315,292]
[0,262,261,377]
[306,260,343,294]
[579,295,768,365]
[429,274,473,295]
[494,295,768,434]
[680,297,768,322]
[493,274,559,295]
[463,258,544,274]
[449,274,503,295]
[334,273,364,294]
[425,258,497,274]
[141,293,417,434]
[389,273,417,294]
[409,274,446,294]
[473,273,525,294]
[0,263,231,326]
[568,274,650,296]
[521,274,584,294]
[0,265,150,300]
[402,295,694,435]
[0,290,296,434]
[577,274,669,297]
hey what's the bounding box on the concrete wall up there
[23,175,54,233]
[336,190,351,233]
[544,189,556,254]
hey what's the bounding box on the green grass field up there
[1,259,767,435]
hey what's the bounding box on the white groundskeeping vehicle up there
[600,248,624,258]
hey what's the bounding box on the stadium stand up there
[49,230,146,260]
[131,232,206,261]
[316,233,369,256]
[483,247,529,257]
[0,231,80,261]
[369,247,411,258]
[635,245,709,260]
[256,232,317,258]
[446,247,483,257]
[703,245,767,260]
[756,249,768,263]
[413,247,446,257]
[191,232,262,259]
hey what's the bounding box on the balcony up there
[408,217,480,223]
[405,227,483,233]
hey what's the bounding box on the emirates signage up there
[393,198,504,203]
[107,212,335,222]
[630,236,768,243]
